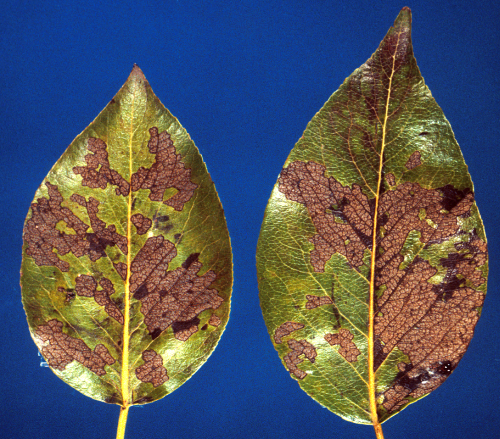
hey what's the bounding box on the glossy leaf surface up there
[257,8,487,426]
[21,66,232,406]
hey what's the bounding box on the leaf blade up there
[21,65,232,406]
[257,7,487,427]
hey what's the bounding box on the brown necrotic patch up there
[23,183,128,272]
[131,213,152,235]
[135,350,169,387]
[35,319,115,376]
[284,339,317,380]
[113,262,127,280]
[209,314,221,327]
[131,127,197,211]
[274,321,305,344]
[73,137,130,196]
[75,275,124,324]
[279,160,487,409]
[24,182,90,271]
[325,329,360,363]
[279,161,373,271]
[405,151,422,170]
[130,236,223,341]
[305,295,333,309]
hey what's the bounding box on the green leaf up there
[256,8,487,437]
[21,65,232,437]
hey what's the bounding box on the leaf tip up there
[129,64,146,81]
[396,6,412,25]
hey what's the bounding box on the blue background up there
[1,1,499,438]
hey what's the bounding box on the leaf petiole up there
[116,405,130,439]
[373,422,385,439]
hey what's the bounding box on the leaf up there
[256,8,487,437]
[21,65,232,436]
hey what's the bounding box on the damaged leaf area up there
[257,7,487,428]
[21,66,232,407]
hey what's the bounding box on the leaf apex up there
[395,7,412,26]
[129,64,146,81]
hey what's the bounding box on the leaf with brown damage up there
[257,8,487,438]
[21,65,232,439]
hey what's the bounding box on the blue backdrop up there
[1,1,499,438]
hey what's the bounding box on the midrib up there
[121,88,137,408]
[367,33,401,436]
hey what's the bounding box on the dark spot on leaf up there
[172,317,200,335]
[379,212,389,227]
[151,328,162,340]
[438,185,472,212]
[158,289,168,298]
[373,338,386,370]
[161,224,173,233]
[201,324,208,330]
[59,287,76,302]
[182,253,200,269]
[396,366,430,393]
[436,360,454,376]
[153,212,173,232]
[419,132,429,136]
[133,284,150,300]
[433,235,487,301]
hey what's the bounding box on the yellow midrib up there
[120,88,137,409]
[367,32,401,437]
